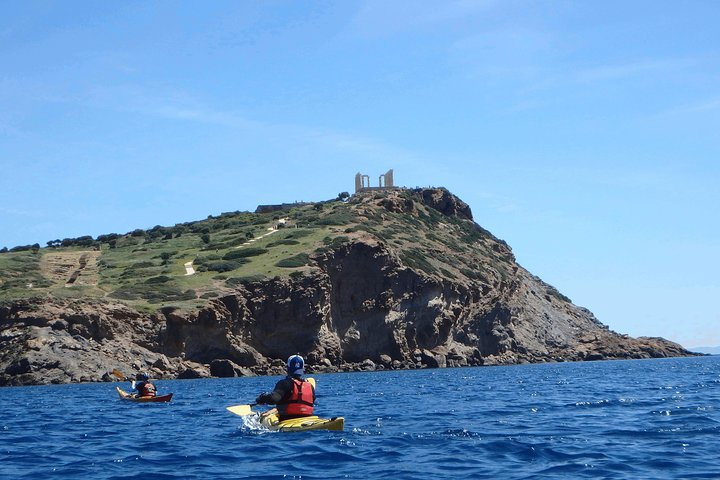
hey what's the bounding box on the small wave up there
[239,413,265,431]
[442,428,482,438]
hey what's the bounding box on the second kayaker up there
[255,355,315,420]
[132,372,157,398]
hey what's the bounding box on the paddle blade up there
[111,369,126,381]
[227,404,254,416]
[307,377,316,388]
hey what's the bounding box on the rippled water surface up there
[1,356,719,479]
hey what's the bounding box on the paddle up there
[227,404,256,416]
[112,369,137,390]
[226,378,316,417]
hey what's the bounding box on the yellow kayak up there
[259,410,344,432]
[226,378,342,431]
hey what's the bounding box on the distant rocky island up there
[0,183,696,386]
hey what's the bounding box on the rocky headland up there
[0,188,694,386]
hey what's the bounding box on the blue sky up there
[1,1,718,348]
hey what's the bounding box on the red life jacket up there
[278,378,314,416]
[139,382,157,397]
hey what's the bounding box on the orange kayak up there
[116,386,173,403]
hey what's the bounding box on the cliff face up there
[0,188,693,386]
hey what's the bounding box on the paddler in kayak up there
[131,372,157,398]
[255,355,315,420]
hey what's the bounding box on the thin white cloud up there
[0,118,20,136]
[351,0,500,37]
[664,97,720,115]
[35,82,261,131]
[83,83,435,168]
[574,57,698,84]
[452,32,698,87]
[299,127,424,164]
[6,73,431,174]
[447,26,564,91]
[0,206,43,217]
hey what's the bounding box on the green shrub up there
[222,248,268,260]
[108,287,143,300]
[400,249,436,275]
[200,260,247,272]
[204,236,248,250]
[545,285,572,303]
[109,284,196,302]
[460,268,483,280]
[128,261,155,269]
[439,268,455,279]
[225,275,267,286]
[266,239,300,247]
[9,243,40,253]
[157,251,177,261]
[284,229,313,240]
[145,275,173,284]
[195,254,221,264]
[323,236,349,248]
[276,253,310,268]
[147,289,196,303]
[313,212,353,226]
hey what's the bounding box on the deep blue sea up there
[1,356,719,479]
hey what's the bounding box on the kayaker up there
[132,372,157,398]
[255,355,315,420]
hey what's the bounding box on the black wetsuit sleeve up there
[268,378,292,404]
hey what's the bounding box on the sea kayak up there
[116,386,173,403]
[259,410,344,432]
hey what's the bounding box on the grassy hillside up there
[0,189,516,311]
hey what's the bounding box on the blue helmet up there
[287,355,304,376]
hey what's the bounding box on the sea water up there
[1,356,718,479]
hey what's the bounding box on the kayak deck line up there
[259,410,345,432]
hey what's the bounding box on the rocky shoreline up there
[0,257,694,387]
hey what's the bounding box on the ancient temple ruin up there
[355,169,395,193]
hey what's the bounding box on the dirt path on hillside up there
[234,218,287,249]
[40,251,100,286]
